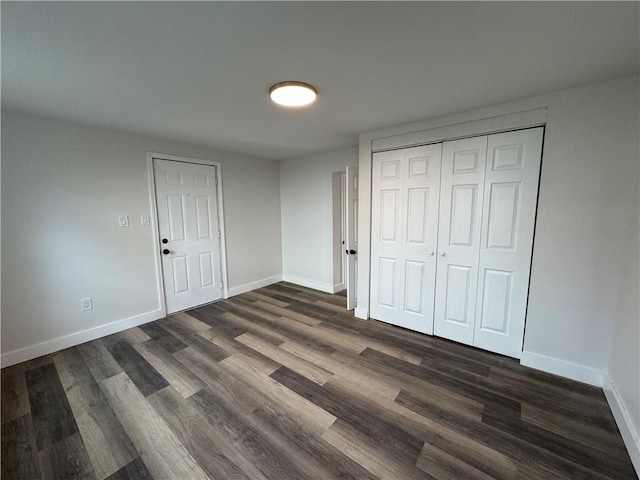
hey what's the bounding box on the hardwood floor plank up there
[104,457,153,480]
[115,327,151,346]
[236,332,334,385]
[416,441,495,480]
[138,322,187,353]
[167,312,211,333]
[53,349,138,479]
[221,311,289,345]
[521,403,630,460]
[190,387,310,480]
[220,355,337,437]
[253,300,322,326]
[1,365,30,423]
[279,339,401,400]
[361,347,521,412]
[100,372,209,480]
[148,386,250,479]
[38,432,95,480]
[322,419,431,480]
[1,414,41,479]
[197,329,281,374]
[173,346,263,415]
[395,388,614,479]
[133,340,205,399]
[482,406,638,479]
[331,349,486,419]
[102,335,169,397]
[76,342,122,383]
[271,366,424,463]
[249,404,379,480]
[26,362,79,451]
[324,376,517,480]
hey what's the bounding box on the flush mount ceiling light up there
[269,81,318,107]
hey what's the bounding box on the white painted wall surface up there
[280,148,358,292]
[358,75,639,382]
[606,183,639,473]
[2,111,282,365]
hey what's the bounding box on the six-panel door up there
[433,136,488,346]
[154,159,223,314]
[473,128,543,358]
[370,144,442,334]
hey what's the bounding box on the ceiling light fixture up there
[269,81,318,107]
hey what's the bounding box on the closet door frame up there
[368,122,546,358]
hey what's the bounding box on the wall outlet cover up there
[140,214,150,226]
[81,297,93,311]
[118,216,129,227]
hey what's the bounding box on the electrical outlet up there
[81,297,93,311]
[140,214,150,226]
[118,216,129,228]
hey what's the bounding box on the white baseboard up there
[603,374,640,476]
[333,283,346,294]
[1,309,163,368]
[354,307,368,320]
[227,275,283,297]
[520,351,604,387]
[282,274,334,294]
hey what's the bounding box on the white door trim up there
[146,152,229,317]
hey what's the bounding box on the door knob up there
[429,251,435,256]
[162,238,168,244]
[162,249,170,255]
[439,252,446,257]
[349,249,356,255]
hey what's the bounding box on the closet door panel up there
[371,144,441,334]
[399,145,441,333]
[474,128,543,358]
[371,150,404,322]
[434,136,487,346]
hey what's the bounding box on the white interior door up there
[434,136,488,345]
[345,166,359,310]
[154,159,223,314]
[473,128,543,358]
[370,145,442,334]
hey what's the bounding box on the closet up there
[370,127,543,358]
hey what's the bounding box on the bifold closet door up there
[473,128,543,358]
[433,136,488,345]
[370,144,442,334]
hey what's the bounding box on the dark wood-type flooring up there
[2,282,636,479]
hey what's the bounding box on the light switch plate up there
[140,214,150,226]
[118,215,129,227]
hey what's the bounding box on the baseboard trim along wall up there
[227,275,283,297]
[520,351,604,387]
[281,274,334,294]
[333,283,346,294]
[1,309,164,368]
[603,374,640,476]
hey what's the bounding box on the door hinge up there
[217,231,221,238]
[215,177,219,187]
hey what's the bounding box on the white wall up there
[1,111,282,365]
[280,148,357,292]
[358,75,639,382]
[605,183,639,472]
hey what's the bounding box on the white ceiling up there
[2,2,638,160]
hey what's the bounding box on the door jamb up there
[146,152,229,317]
